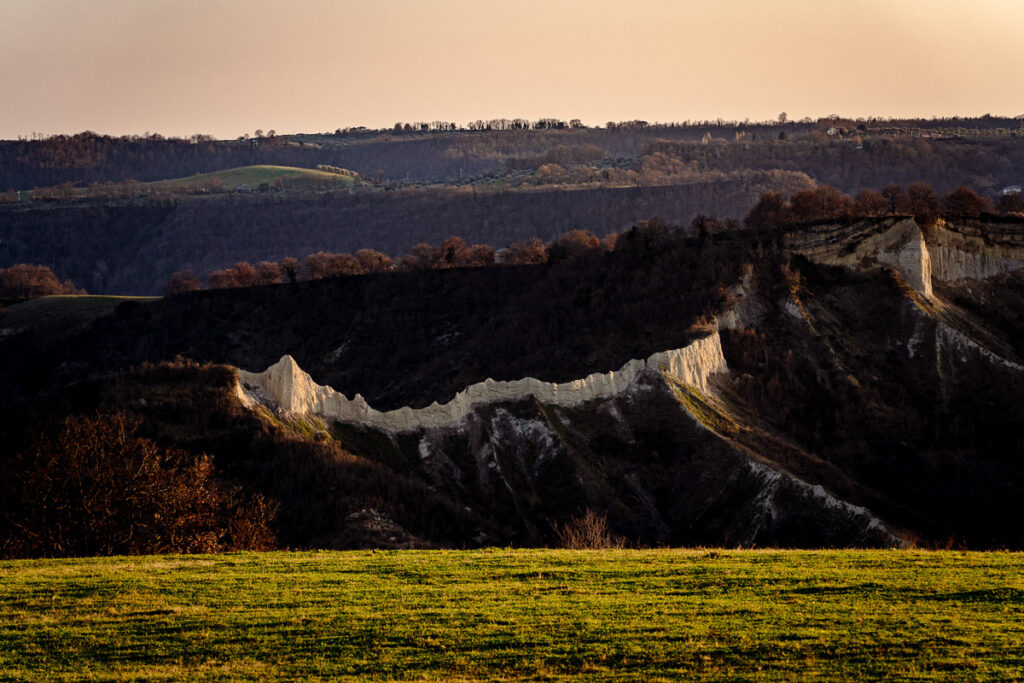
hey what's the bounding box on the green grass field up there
[147,165,358,192]
[0,295,158,342]
[2,549,1022,681]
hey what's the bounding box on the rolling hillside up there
[145,164,359,192]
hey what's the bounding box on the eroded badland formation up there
[5,211,1021,554]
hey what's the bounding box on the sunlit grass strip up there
[1,549,1022,681]
[147,165,358,192]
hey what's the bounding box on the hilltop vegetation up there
[3,549,1023,681]
[3,115,1023,190]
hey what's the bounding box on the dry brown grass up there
[554,509,625,549]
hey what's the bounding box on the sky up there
[1,0,1023,139]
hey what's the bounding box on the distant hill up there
[2,117,1023,190]
[0,172,812,294]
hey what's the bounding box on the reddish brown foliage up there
[547,229,601,262]
[998,192,1024,214]
[0,413,276,558]
[304,251,362,280]
[208,261,263,289]
[355,248,394,273]
[744,181,997,232]
[943,187,990,217]
[164,270,201,296]
[789,186,853,222]
[744,191,789,233]
[256,261,283,285]
[853,189,888,217]
[880,184,908,214]
[0,263,83,299]
[503,238,549,265]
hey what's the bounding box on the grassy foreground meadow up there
[1,549,1022,681]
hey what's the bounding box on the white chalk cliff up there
[927,218,1024,282]
[236,332,728,433]
[785,218,933,296]
[786,217,1024,296]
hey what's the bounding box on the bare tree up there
[853,189,888,217]
[401,243,443,270]
[230,262,259,287]
[280,257,300,284]
[998,191,1024,214]
[881,184,908,214]
[303,252,362,280]
[907,182,939,220]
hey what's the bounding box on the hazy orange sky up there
[2,0,1023,139]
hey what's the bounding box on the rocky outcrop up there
[927,218,1024,282]
[718,265,770,330]
[785,217,933,296]
[237,332,728,433]
[233,332,908,548]
[784,216,1024,292]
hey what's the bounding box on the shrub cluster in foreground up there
[0,412,275,558]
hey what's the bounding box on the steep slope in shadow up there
[2,217,1023,549]
[716,250,1024,547]
[0,233,742,410]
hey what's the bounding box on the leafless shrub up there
[554,509,624,549]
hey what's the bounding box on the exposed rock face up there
[237,332,729,433]
[785,216,1024,294]
[928,218,1024,282]
[234,331,904,548]
[225,217,1024,549]
[718,265,770,331]
[785,218,933,296]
